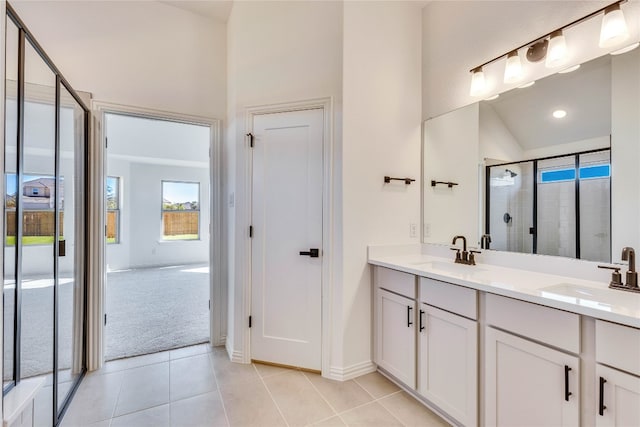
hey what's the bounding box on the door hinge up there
[105,137,108,149]
[105,225,107,236]
[249,225,253,238]
[208,299,211,310]
[246,132,254,148]
[249,315,252,328]
[104,314,107,325]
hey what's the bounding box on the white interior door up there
[251,108,323,371]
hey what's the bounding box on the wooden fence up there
[106,210,118,240]
[162,211,199,237]
[6,211,64,237]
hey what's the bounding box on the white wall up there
[340,1,422,373]
[423,103,479,245]
[10,0,226,118]
[479,102,523,163]
[225,0,343,361]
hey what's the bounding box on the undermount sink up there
[539,283,621,309]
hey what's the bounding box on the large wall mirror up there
[423,47,640,263]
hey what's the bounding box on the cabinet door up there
[375,289,416,387]
[418,304,477,426]
[596,364,640,427]
[485,327,579,427]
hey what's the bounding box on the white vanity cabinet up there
[485,294,580,427]
[595,320,640,426]
[374,267,417,388]
[417,278,477,427]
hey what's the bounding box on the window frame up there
[160,180,200,241]
[106,175,121,244]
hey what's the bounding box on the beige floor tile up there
[62,371,123,425]
[110,404,170,427]
[353,372,400,399]
[113,362,170,417]
[33,385,53,427]
[254,362,295,378]
[170,343,211,360]
[218,376,286,426]
[340,402,403,427]
[100,351,170,374]
[170,353,217,401]
[263,371,334,426]
[170,391,228,427]
[304,372,373,413]
[379,392,450,427]
[211,351,260,386]
[313,415,347,426]
[63,420,111,427]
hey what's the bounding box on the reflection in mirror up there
[423,47,639,262]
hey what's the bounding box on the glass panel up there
[161,181,200,240]
[537,156,577,258]
[4,18,19,391]
[106,176,120,244]
[57,86,85,409]
[488,162,534,254]
[579,151,611,263]
[22,39,56,427]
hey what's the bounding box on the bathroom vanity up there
[369,245,640,427]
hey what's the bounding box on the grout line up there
[351,376,378,401]
[209,351,231,427]
[258,364,291,427]
[300,371,341,424]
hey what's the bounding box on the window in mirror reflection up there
[486,148,611,263]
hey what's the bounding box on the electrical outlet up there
[410,223,417,238]
[424,223,431,238]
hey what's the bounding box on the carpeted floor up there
[105,263,209,361]
[3,263,209,379]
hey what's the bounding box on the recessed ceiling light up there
[518,81,535,89]
[553,109,567,119]
[485,94,500,101]
[611,42,640,55]
[559,64,581,74]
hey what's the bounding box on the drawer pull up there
[599,376,607,416]
[564,365,572,401]
[419,309,425,332]
[407,306,413,327]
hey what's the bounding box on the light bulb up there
[600,3,629,48]
[470,67,486,97]
[504,51,523,84]
[553,110,567,119]
[546,30,568,68]
[610,42,639,55]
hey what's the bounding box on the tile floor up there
[60,344,450,427]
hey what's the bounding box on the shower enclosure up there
[485,148,611,263]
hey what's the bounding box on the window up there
[161,181,200,241]
[106,176,120,244]
[5,174,63,246]
[540,164,611,183]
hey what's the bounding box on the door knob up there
[299,248,319,258]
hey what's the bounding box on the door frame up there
[89,101,223,369]
[240,98,334,376]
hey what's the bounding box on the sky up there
[162,181,199,204]
[6,174,56,195]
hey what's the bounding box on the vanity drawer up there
[485,293,580,354]
[419,277,477,319]
[375,266,416,299]
[596,320,640,376]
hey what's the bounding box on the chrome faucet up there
[451,235,480,265]
[480,234,492,249]
[622,247,638,288]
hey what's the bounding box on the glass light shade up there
[470,68,486,97]
[610,42,639,55]
[504,51,523,84]
[600,5,629,48]
[545,31,568,68]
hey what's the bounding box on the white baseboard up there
[326,360,377,381]
[225,341,246,363]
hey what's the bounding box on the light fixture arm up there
[469,0,627,73]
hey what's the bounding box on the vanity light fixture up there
[504,50,523,83]
[545,30,568,68]
[485,94,500,101]
[469,67,486,96]
[610,41,639,55]
[518,81,535,89]
[469,0,631,96]
[600,3,630,48]
[559,64,581,74]
[553,109,567,119]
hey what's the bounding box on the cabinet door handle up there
[599,376,607,416]
[564,365,572,401]
[419,310,425,332]
[407,306,413,327]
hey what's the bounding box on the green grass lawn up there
[5,236,57,246]
[162,234,199,241]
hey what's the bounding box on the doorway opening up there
[103,112,214,361]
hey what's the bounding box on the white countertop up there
[369,251,640,328]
